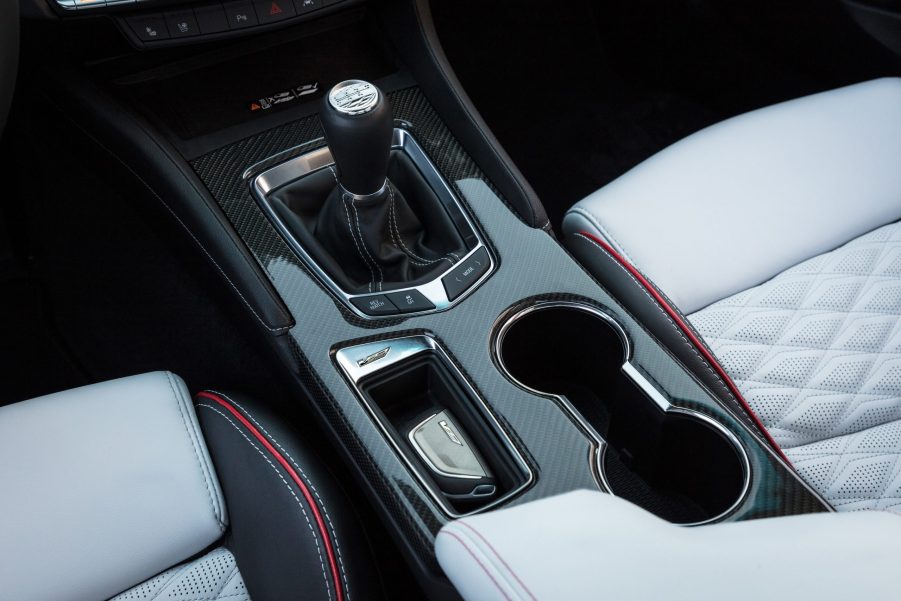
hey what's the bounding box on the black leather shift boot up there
[269,150,468,295]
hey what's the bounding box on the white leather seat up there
[0,372,240,601]
[0,372,369,601]
[564,78,901,512]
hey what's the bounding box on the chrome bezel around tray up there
[334,334,535,518]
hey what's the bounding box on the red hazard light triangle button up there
[253,0,295,23]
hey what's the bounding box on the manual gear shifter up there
[320,80,394,198]
[267,79,469,302]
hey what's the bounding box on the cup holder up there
[494,302,750,524]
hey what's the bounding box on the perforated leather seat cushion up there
[690,222,901,511]
[112,548,249,601]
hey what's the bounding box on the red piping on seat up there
[196,391,345,601]
[577,231,788,462]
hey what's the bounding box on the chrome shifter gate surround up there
[251,128,496,319]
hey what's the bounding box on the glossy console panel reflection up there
[334,335,534,516]
[493,302,751,524]
[252,128,495,320]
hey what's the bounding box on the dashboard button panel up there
[113,0,355,47]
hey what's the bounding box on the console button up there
[386,290,436,314]
[164,10,200,37]
[351,295,398,316]
[128,14,170,41]
[442,247,490,301]
[223,1,259,28]
[254,0,295,23]
[293,0,320,14]
[194,4,229,33]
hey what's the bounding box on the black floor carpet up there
[0,125,90,405]
[433,0,901,231]
[0,197,90,405]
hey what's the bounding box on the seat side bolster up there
[195,390,380,601]
[0,371,227,601]
[438,490,901,601]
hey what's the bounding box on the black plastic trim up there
[377,0,550,230]
[46,71,296,334]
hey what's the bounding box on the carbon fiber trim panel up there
[191,87,828,570]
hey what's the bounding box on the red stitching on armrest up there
[457,521,537,601]
[438,530,514,601]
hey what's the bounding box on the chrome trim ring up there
[339,180,389,201]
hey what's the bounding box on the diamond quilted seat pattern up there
[690,222,901,511]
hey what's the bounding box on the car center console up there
[30,0,831,596]
[189,77,829,555]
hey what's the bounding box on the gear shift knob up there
[320,80,393,197]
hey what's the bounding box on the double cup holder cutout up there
[493,302,751,525]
